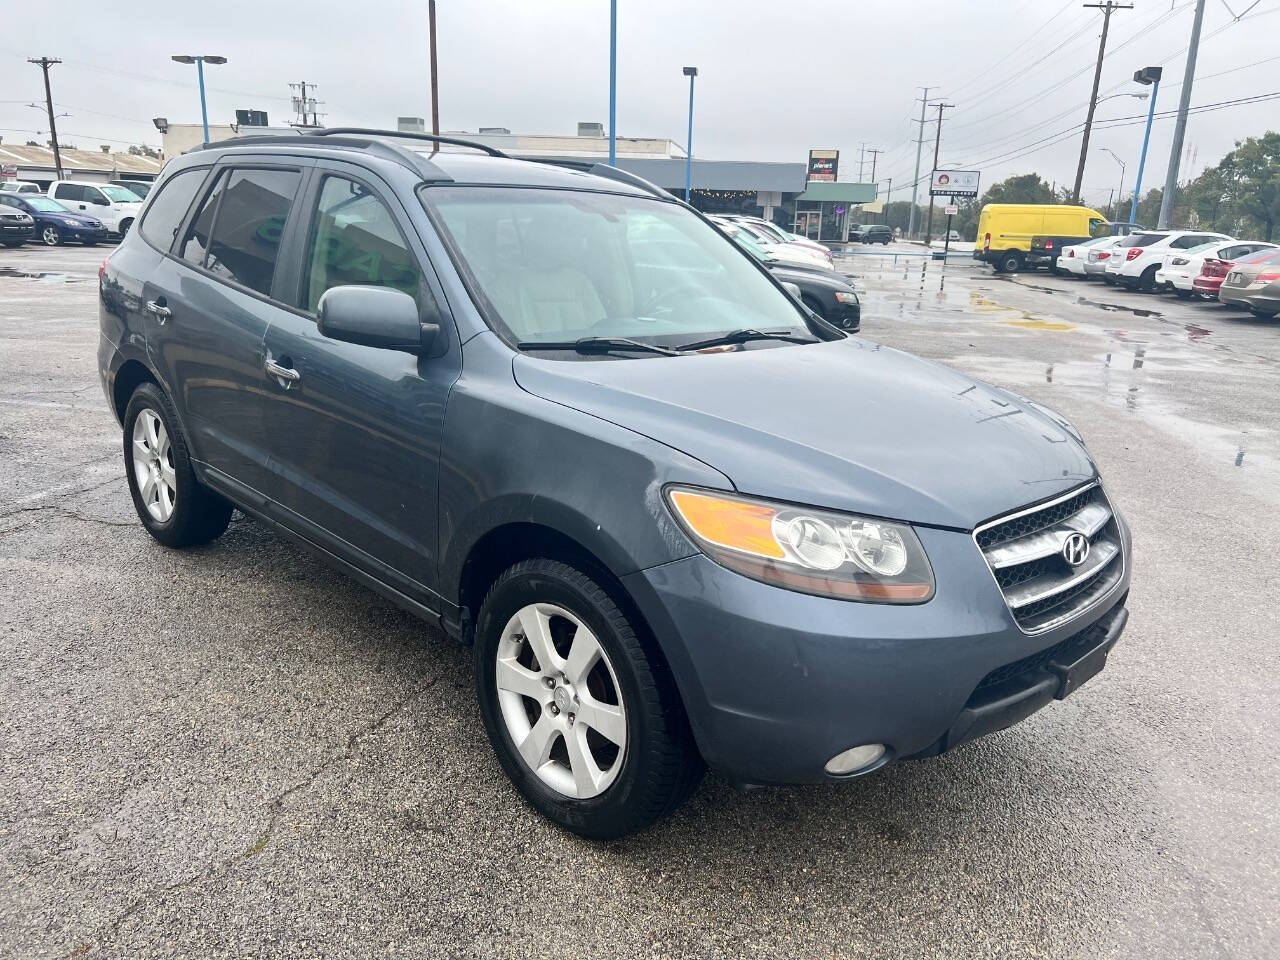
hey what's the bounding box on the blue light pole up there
[1130,66,1162,224]
[682,66,698,202]
[608,0,617,166]
[171,55,227,144]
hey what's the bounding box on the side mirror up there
[780,281,803,298]
[317,285,435,354]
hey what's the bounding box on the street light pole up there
[682,66,697,203]
[1102,148,1125,220]
[172,55,227,145]
[608,0,617,166]
[1130,67,1162,225]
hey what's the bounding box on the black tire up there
[996,251,1023,273]
[40,225,61,246]
[122,382,233,548]
[118,218,133,237]
[1103,273,1118,285]
[1137,266,1158,293]
[474,558,703,839]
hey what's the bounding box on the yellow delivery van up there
[973,204,1107,273]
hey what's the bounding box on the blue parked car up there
[98,130,1132,838]
[0,193,108,246]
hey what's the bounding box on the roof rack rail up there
[187,132,462,182]
[311,128,510,159]
[528,157,671,200]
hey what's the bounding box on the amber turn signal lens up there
[668,489,785,559]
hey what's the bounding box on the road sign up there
[930,169,980,198]
[944,204,959,216]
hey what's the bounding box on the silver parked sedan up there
[1219,249,1280,315]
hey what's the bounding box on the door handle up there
[265,357,301,386]
[145,299,172,323]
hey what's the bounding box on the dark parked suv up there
[99,130,1132,838]
[849,223,892,244]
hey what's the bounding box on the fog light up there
[824,743,886,776]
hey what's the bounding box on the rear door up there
[143,160,310,502]
[259,162,460,597]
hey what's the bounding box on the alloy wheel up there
[131,409,176,522]
[41,226,60,246]
[495,602,627,799]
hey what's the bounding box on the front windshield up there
[426,186,810,347]
[101,185,142,203]
[19,196,67,213]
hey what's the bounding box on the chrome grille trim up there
[974,481,1125,635]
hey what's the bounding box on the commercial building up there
[0,140,162,190]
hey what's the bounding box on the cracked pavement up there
[1,244,1278,959]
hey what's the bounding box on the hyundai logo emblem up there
[1061,532,1090,567]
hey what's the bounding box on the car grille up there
[975,482,1124,634]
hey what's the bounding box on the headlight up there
[834,290,859,304]
[665,487,934,602]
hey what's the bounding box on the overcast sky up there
[3,0,1277,206]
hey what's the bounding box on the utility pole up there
[866,147,883,183]
[428,0,440,135]
[1072,2,1132,203]
[883,176,893,225]
[923,101,954,245]
[289,81,324,128]
[1159,0,1207,228]
[29,57,64,180]
[906,86,933,241]
[858,143,867,181]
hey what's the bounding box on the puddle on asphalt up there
[0,267,85,283]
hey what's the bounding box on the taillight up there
[1126,247,1144,261]
[983,232,991,251]
[1098,252,1111,261]
[98,257,109,282]
[1200,259,1228,277]
[1045,240,1054,250]
[1256,272,1280,284]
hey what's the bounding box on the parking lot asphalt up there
[2,243,1277,959]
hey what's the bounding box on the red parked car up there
[1194,247,1280,297]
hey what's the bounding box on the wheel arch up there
[111,358,158,425]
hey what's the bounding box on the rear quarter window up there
[139,169,209,252]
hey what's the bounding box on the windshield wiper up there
[518,336,679,357]
[675,328,819,352]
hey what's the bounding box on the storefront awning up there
[794,181,878,204]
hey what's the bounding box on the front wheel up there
[117,218,133,237]
[40,225,61,246]
[474,559,702,839]
[123,382,233,548]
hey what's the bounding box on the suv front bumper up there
[623,519,1131,785]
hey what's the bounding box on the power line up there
[945,0,1079,99]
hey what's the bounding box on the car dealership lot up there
[3,246,1278,958]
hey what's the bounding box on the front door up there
[794,211,821,240]
[260,166,459,600]
[145,162,307,501]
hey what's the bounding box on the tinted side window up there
[180,171,226,267]
[53,183,82,201]
[205,168,301,296]
[301,175,422,313]
[139,169,208,252]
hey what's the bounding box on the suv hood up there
[513,338,1096,529]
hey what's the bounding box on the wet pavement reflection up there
[832,254,1280,499]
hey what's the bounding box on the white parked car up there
[722,214,830,256]
[47,180,144,236]
[1057,236,1116,277]
[0,180,41,194]
[1102,229,1234,291]
[1155,239,1277,297]
[709,216,833,271]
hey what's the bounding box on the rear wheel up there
[1136,266,1159,292]
[474,558,702,839]
[996,251,1023,273]
[122,382,233,548]
[117,218,133,237]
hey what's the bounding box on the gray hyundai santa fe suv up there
[98,130,1132,838]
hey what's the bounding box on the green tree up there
[1214,133,1280,241]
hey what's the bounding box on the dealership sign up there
[930,169,980,198]
[0,164,16,180]
[807,149,839,182]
